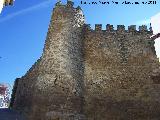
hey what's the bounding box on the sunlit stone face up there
[151,13,160,35]
[151,13,160,61]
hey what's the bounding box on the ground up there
[0,108,26,120]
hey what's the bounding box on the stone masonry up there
[10,1,160,120]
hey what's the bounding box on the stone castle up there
[10,1,160,120]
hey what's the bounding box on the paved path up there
[0,108,27,120]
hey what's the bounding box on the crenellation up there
[149,23,153,33]
[139,25,148,32]
[84,24,152,34]
[67,0,74,7]
[76,6,82,11]
[84,24,91,31]
[128,25,136,32]
[55,1,62,6]
[106,24,114,31]
[95,24,102,31]
[117,25,125,31]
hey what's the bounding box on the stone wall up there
[11,1,160,120]
[83,24,160,119]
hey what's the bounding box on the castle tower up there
[12,1,86,120]
[33,1,86,119]
[40,0,85,97]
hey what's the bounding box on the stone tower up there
[11,1,86,120]
[10,1,160,120]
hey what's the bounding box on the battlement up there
[54,0,83,16]
[67,0,74,7]
[55,0,74,8]
[84,24,153,34]
[95,24,102,31]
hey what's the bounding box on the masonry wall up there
[11,2,160,120]
[83,24,160,119]
[12,58,41,119]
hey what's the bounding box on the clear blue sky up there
[0,0,160,87]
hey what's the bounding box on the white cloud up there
[154,38,160,61]
[151,13,160,35]
[135,18,151,25]
[134,13,160,61]
[151,13,160,61]
[133,13,160,61]
[0,0,52,23]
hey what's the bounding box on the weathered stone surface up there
[10,1,160,120]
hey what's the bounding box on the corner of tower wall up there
[9,78,20,109]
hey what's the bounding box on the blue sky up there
[0,0,160,87]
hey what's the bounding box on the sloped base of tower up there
[24,95,86,120]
